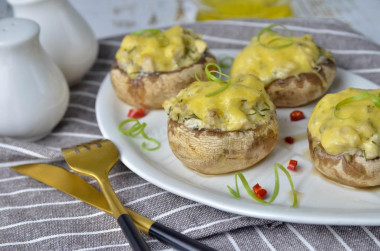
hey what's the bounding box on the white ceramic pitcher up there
[8,0,99,85]
[0,18,69,141]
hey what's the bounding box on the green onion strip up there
[132,28,162,37]
[334,92,380,119]
[257,24,294,49]
[131,28,168,46]
[227,163,298,208]
[194,62,232,97]
[118,118,161,151]
[194,66,202,82]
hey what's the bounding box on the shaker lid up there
[7,0,45,4]
[0,18,39,47]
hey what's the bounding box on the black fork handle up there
[149,222,216,251]
[117,214,151,251]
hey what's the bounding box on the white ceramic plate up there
[96,49,380,225]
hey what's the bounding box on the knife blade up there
[11,164,215,251]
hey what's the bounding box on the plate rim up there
[96,49,380,226]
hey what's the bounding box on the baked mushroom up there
[163,65,279,175]
[111,26,216,109]
[308,88,380,187]
[230,24,336,108]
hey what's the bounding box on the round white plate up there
[96,49,380,225]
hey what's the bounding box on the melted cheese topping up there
[115,26,207,78]
[162,75,275,131]
[230,32,332,85]
[308,88,380,159]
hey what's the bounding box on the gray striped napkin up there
[1,18,380,250]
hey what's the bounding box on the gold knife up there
[11,164,215,251]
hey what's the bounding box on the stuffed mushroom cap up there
[163,74,279,175]
[230,26,336,107]
[308,88,380,187]
[111,26,216,109]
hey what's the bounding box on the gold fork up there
[62,139,150,251]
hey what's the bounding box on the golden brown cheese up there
[162,75,275,131]
[230,32,332,86]
[308,88,380,160]
[115,26,207,77]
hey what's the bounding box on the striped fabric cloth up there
[1,18,380,250]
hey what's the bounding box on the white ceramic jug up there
[8,0,99,85]
[0,18,69,141]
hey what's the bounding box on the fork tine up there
[71,141,101,152]
[61,147,78,155]
[84,139,111,149]
[71,144,89,152]
[61,139,150,250]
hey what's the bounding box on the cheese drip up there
[308,88,380,160]
[163,75,275,131]
[230,32,332,86]
[115,26,207,78]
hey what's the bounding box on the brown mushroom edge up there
[266,59,336,108]
[110,50,216,109]
[167,114,279,175]
[308,130,380,188]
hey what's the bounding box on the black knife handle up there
[117,214,151,251]
[149,222,216,251]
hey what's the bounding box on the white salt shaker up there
[8,0,99,85]
[0,18,69,141]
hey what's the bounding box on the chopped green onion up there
[205,81,231,97]
[193,63,232,97]
[156,33,169,47]
[194,66,202,82]
[118,118,160,151]
[167,106,173,116]
[205,63,231,97]
[184,114,200,120]
[119,118,139,135]
[206,70,230,83]
[227,163,297,208]
[194,62,232,97]
[334,92,380,119]
[227,173,239,198]
[129,123,144,137]
[257,24,294,49]
[140,123,161,151]
[131,28,169,47]
[275,163,298,208]
[132,28,162,37]
[227,172,271,204]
